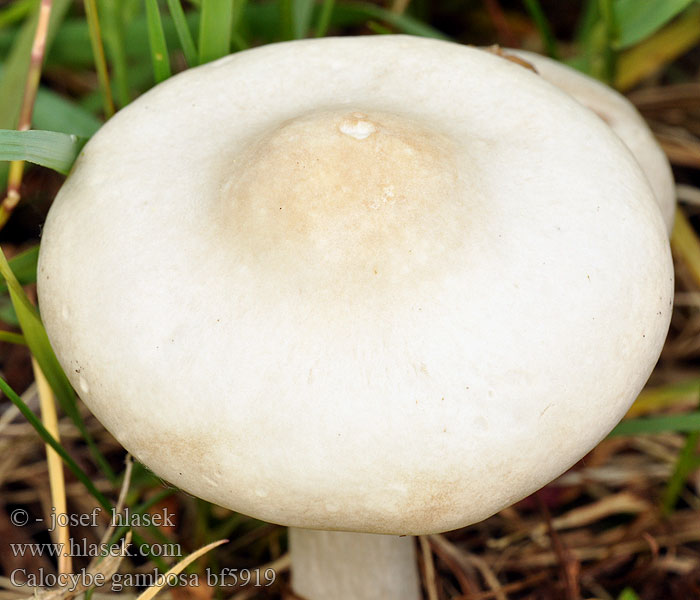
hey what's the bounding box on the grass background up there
[1,1,700,599]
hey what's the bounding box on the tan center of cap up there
[222,110,467,294]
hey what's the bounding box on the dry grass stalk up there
[32,357,71,576]
[0,0,52,229]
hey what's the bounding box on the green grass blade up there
[0,129,87,174]
[0,245,39,295]
[315,0,335,36]
[577,0,619,80]
[0,247,76,418]
[0,0,36,29]
[240,0,278,40]
[292,0,314,38]
[575,0,599,43]
[145,0,172,82]
[279,0,293,40]
[198,0,233,64]
[0,376,112,511]
[614,0,695,50]
[232,0,248,29]
[596,0,618,83]
[99,0,131,107]
[609,412,700,436]
[522,0,559,59]
[367,21,393,35]
[0,245,39,325]
[0,246,116,482]
[0,331,26,345]
[34,86,102,137]
[231,30,248,50]
[229,0,248,49]
[662,430,700,515]
[0,298,18,326]
[333,2,448,39]
[166,0,198,67]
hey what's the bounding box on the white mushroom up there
[37,35,673,600]
[499,48,676,234]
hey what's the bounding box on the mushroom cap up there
[38,35,673,535]
[504,48,676,233]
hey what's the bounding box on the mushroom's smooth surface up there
[503,48,676,233]
[38,35,673,599]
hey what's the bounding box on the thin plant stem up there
[0,331,26,345]
[420,536,439,600]
[597,0,617,84]
[166,0,198,67]
[0,0,52,231]
[145,0,172,83]
[315,0,335,37]
[279,0,293,41]
[84,0,115,118]
[523,0,560,59]
[100,0,130,107]
[662,430,700,515]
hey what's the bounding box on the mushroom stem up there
[289,528,421,600]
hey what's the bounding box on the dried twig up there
[0,0,53,230]
[537,492,581,600]
[419,535,439,600]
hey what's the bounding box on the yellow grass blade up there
[671,207,700,290]
[627,378,700,418]
[32,356,72,576]
[616,7,700,91]
[136,539,228,600]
